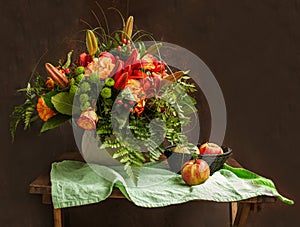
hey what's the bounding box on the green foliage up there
[51,92,75,115]
[10,103,38,142]
[111,145,145,184]
[42,91,58,109]
[40,114,71,133]
[10,82,42,141]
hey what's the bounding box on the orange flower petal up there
[36,97,56,121]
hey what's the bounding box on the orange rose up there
[85,55,115,80]
[36,97,56,121]
[126,79,145,102]
[45,78,55,90]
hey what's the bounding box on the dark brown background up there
[1,0,299,226]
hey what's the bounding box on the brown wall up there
[1,0,299,226]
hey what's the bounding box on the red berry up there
[123,103,128,108]
[117,46,122,51]
[117,100,122,105]
[129,108,133,112]
[64,68,70,74]
[127,40,131,44]
[127,46,131,51]
[129,100,134,105]
[122,38,127,44]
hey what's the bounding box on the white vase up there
[81,131,121,166]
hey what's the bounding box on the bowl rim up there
[198,146,232,157]
[164,144,232,157]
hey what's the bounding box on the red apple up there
[181,159,210,185]
[199,142,223,155]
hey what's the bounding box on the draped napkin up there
[50,160,293,209]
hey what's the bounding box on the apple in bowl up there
[199,142,223,155]
[197,142,232,175]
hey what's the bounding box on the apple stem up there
[192,152,198,161]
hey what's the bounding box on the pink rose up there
[77,109,98,130]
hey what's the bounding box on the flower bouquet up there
[10,15,198,182]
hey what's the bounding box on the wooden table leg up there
[229,202,238,226]
[232,203,251,227]
[53,208,62,227]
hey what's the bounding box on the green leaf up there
[114,33,120,42]
[42,91,58,109]
[40,114,71,133]
[51,92,75,115]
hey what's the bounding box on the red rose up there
[78,53,92,67]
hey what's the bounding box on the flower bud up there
[76,74,85,84]
[69,84,78,97]
[86,30,98,56]
[89,73,100,84]
[80,82,91,93]
[80,102,91,111]
[75,66,85,75]
[79,94,89,104]
[101,87,112,98]
[122,16,134,41]
[105,78,115,87]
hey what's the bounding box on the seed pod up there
[122,16,134,41]
[163,71,185,83]
[62,50,73,69]
[45,63,69,88]
[86,30,98,56]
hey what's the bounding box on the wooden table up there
[29,152,276,227]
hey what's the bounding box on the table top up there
[29,152,276,204]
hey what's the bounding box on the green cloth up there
[50,160,294,209]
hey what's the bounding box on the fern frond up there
[10,117,21,143]
[24,104,36,130]
[112,147,129,159]
[10,105,26,142]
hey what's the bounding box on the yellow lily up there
[122,16,134,41]
[86,30,98,56]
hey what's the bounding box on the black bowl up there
[164,145,192,174]
[164,144,232,175]
[197,144,232,175]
